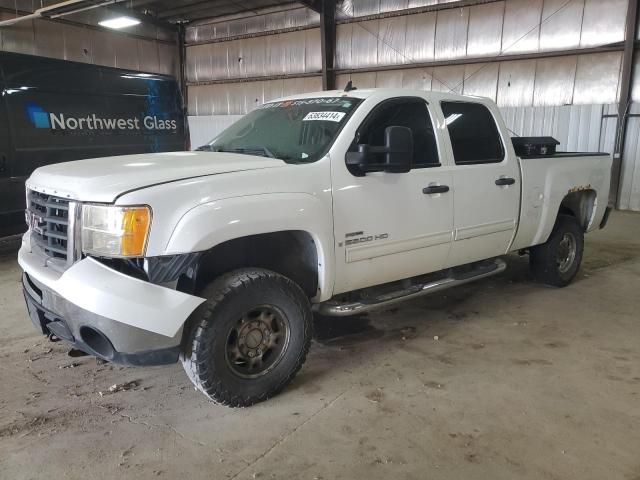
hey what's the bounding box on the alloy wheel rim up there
[557,232,577,274]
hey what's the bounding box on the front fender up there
[165,193,335,301]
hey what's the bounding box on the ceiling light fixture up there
[98,16,140,29]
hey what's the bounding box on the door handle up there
[423,184,450,194]
[495,177,515,186]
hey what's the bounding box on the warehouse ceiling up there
[0,0,308,26]
[125,0,304,23]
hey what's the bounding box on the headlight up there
[81,205,151,257]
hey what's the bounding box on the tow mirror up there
[346,126,413,176]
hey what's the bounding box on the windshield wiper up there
[195,144,215,151]
[216,146,276,159]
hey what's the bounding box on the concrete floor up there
[0,212,639,480]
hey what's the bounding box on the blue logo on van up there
[26,103,50,128]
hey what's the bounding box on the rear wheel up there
[530,214,584,287]
[180,268,312,407]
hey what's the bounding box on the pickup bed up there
[18,88,612,406]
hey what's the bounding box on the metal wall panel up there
[34,17,64,59]
[0,12,34,55]
[0,16,177,75]
[187,29,321,82]
[350,20,380,68]
[375,69,404,87]
[63,24,92,63]
[573,52,622,105]
[91,29,117,69]
[138,39,161,73]
[401,68,432,90]
[462,63,499,100]
[432,65,465,93]
[259,0,628,74]
[466,1,504,58]
[501,0,542,54]
[631,52,640,102]
[336,23,354,69]
[188,115,244,148]
[539,0,583,52]
[500,103,614,153]
[187,76,323,116]
[377,16,407,65]
[617,103,640,210]
[496,59,536,107]
[434,7,469,60]
[580,0,627,47]
[186,6,319,44]
[404,12,436,62]
[533,56,577,106]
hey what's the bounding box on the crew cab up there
[18,88,612,406]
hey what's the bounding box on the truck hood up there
[26,151,286,203]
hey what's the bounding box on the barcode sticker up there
[303,111,346,122]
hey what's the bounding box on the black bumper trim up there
[22,276,180,367]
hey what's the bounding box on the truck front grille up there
[26,190,71,262]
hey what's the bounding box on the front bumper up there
[18,235,205,366]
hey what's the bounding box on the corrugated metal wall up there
[185,0,640,210]
[0,11,179,76]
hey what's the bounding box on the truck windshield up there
[197,97,362,163]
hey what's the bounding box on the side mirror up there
[346,126,413,176]
[383,126,413,173]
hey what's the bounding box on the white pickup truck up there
[19,88,612,406]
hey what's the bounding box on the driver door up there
[331,97,454,294]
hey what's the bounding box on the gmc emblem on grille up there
[25,211,44,235]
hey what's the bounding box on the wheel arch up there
[194,230,320,299]
[556,189,598,232]
[164,193,334,301]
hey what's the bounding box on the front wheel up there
[529,214,584,287]
[181,268,313,407]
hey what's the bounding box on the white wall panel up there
[580,0,627,47]
[619,104,640,211]
[467,1,504,57]
[497,59,536,107]
[539,0,584,51]
[434,7,469,60]
[404,12,436,62]
[533,56,577,106]
[377,16,407,65]
[431,65,465,93]
[573,52,622,105]
[463,63,499,100]
[501,0,542,54]
[0,15,176,76]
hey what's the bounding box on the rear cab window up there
[440,101,504,165]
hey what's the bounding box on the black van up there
[0,51,187,237]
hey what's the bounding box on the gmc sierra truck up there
[19,89,612,407]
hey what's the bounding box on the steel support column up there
[320,0,336,90]
[612,0,639,207]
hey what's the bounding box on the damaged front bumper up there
[18,234,205,366]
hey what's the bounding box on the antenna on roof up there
[344,80,356,92]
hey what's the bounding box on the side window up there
[441,101,504,165]
[351,98,440,169]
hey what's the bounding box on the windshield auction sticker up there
[303,111,346,122]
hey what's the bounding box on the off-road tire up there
[180,268,312,407]
[530,214,584,287]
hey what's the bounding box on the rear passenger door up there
[440,101,520,266]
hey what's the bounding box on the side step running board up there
[314,258,507,317]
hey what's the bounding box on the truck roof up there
[270,88,489,105]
